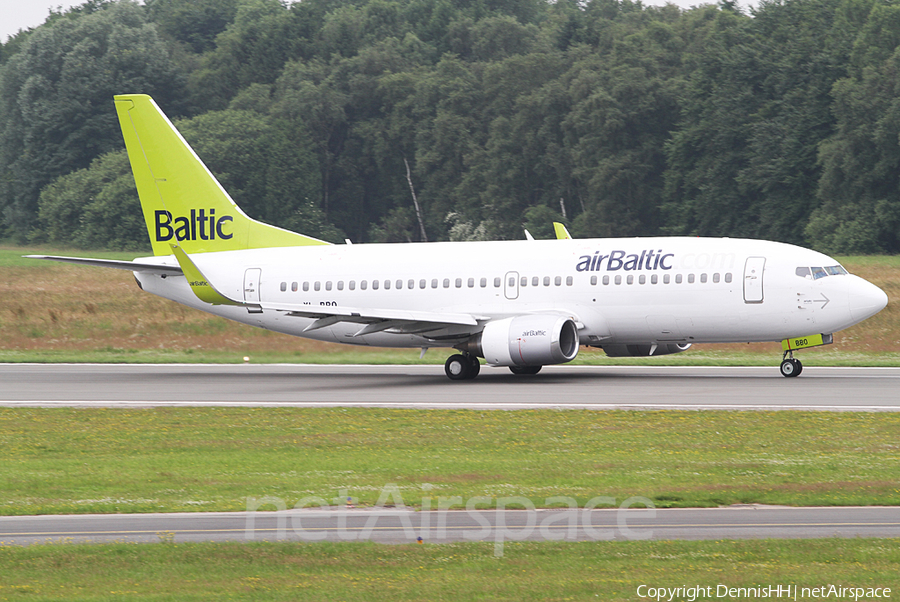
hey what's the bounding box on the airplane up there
[28,94,889,380]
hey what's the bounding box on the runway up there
[2,506,898,546]
[0,364,898,410]
[1,364,898,545]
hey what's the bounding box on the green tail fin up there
[114,94,329,256]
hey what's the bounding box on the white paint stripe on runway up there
[1,401,898,410]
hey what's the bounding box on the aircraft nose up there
[848,277,888,322]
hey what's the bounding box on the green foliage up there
[5,0,900,250]
[37,151,147,249]
[0,1,184,242]
[144,0,239,53]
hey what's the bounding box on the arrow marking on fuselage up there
[814,294,830,309]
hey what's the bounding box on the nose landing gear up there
[780,350,803,377]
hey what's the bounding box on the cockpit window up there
[797,265,848,279]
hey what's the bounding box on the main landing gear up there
[443,354,545,380]
[445,353,481,381]
[780,350,803,377]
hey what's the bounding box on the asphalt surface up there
[2,364,897,545]
[0,364,898,410]
[2,506,898,546]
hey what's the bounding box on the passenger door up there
[743,257,765,303]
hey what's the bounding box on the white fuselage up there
[134,237,887,350]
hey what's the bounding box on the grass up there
[0,539,897,601]
[1,246,898,364]
[1,408,899,515]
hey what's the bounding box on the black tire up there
[468,355,481,378]
[509,365,542,375]
[445,354,474,380]
[780,359,800,378]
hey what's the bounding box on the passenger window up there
[396,279,403,289]
[431,279,438,288]
[688,274,695,284]
[532,276,539,287]
[468,278,475,288]
[420,279,426,289]
[591,275,597,285]
[603,275,610,285]
[811,267,827,280]
[292,282,298,292]
[326,281,332,291]
[280,282,287,292]
[303,282,310,292]
[443,278,450,288]
[480,278,487,288]
[615,275,622,285]
[543,276,550,286]
[713,273,720,283]
[627,275,634,285]
[555,276,562,286]
[372,280,379,290]
[675,274,682,284]
[494,277,501,288]
[521,276,527,287]
[361,280,367,290]
[639,275,646,285]
[651,274,658,284]
[566,276,573,286]
[700,273,707,283]
[663,274,670,284]
[795,267,811,279]
[337,281,344,291]
[349,281,356,291]
[725,273,732,283]
[383,280,389,290]
[455,278,462,288]
[408,279,415,289]
[315,281,321,291]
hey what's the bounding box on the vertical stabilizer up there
[114,94,329,255]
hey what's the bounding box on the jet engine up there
[598,343,692,357]
[465,315,580,366]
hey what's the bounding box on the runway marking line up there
[5,522,900,537]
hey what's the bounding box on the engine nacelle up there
[598,343,692,357]
[467,315,580,367]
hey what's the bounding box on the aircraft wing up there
[166,244,485,338]
[262,301,485,337]
[25,255,183,276]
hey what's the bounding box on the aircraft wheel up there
[468,355,481,378]
[445,354,475,380]
[509,365,542,375]
[780,358,801,378]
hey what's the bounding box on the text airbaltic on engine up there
[576,249,675,272]
[155,209,234,242]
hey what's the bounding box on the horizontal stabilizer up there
[25,255,183,276]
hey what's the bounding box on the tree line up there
[1,0,899,253]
